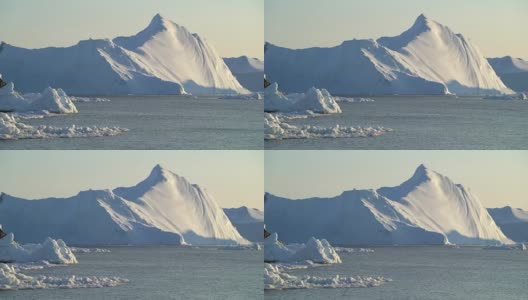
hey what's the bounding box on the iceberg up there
[0,82,77,114]
[0,233,76,264]
[488,206,528,242]
[264,83,341,114]
[0,14,248,95]
[0,165,249,246]
[265,14,513,95]
[265,165,513,246]
[264,233,341,264]
[224,56,264,92]
[488,56,528,92]
[224,206,264,242]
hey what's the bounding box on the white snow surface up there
[0,82,77,113]
[264,233,341,264]
[264,83,342,114]
[0,14,248,95]
[223,56,264,74]
[265,165,513,245]
[265,14,512,95]
[264,113,392,140]
[0,263,128,290]
[0,233,77,264]
[0,165,248,246]
[0,112,128,140]
[264,263,390,290]
[488,57,528,74]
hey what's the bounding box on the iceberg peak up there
[149,13,168,27]
[147,164,173,182]
[410,163,437,182]
[412,13,435,29]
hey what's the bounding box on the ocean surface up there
[265,96,528,149]
[265,246,528,300]
[1,96,263,150]
[2,246,263,300]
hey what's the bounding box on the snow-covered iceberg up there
[265,14,513,96]
[264,83,341,114]
[0,82,77,114]
[264,233,341,264]
[0,14,248,95]
[224,56,264,92]
[224,206,264,242]
[488,56,528,92]
[488,206,528,242]
[0,165,249,246]
[265,165,513,246]
[0,233,77,264]
[264,113,392,140]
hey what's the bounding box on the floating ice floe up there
[0,233,77,264]
[264,83,341,114]
[0,263,128,290]
[482,243,526,251]
[0,82,78,114]
[264,263,391,290]
[334,97,375,103]
[218,93,263,100]
[483,93,527,100]
[70,247,111,253]
[264,113,392,140]
[220,244,262,251]
[0,113,129,140]
[264,233,341,264]
[334,247,375,253]
[70,97,111,103]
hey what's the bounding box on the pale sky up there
[0,0,263,59]
[265,0,528,59]
[265,151,528,210]
[0,151,263,210]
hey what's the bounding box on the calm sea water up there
[1,96,263,150]
[265,246,528,300]
[265,96,528,149]
[2,247,263,300]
